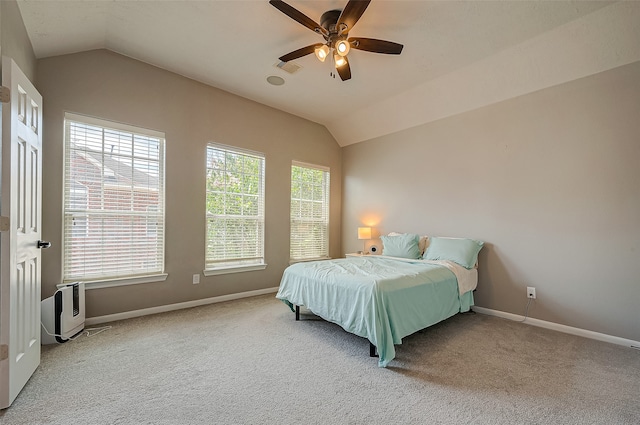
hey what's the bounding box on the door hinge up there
[0,345,8,361]
[0,216,9,232]
[0,86,9,103]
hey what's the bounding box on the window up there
[69,181,88,238]
[146,205,158,238]
[63,113,165,284]
[290,162,330,261]
[205,144,265,273]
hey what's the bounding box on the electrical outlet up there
[527,286,536,299]
[192,274,200,284]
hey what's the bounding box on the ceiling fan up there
[269,0,403,81]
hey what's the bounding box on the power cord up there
[41,322,112,341]
[515,298,533,323]
[83,326,112,337]
[41,322,84,341]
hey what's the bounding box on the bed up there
[276,234,483,367]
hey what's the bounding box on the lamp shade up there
[357,227,372,240]
[314,44,330,62]
[335,39,350,56]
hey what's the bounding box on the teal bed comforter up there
[276,256,474,367]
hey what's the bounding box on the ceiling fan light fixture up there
[314,44,330,62]
[334,54,347,68]
[335,39,350,56]
[270,0,403,81]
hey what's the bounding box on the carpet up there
[1,294,638,424]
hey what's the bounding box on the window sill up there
[203,263,267,276]
[83,273,168,290]
[289,256,331,265]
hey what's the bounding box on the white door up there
[0,57,44,409]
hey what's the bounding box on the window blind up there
[63,114,165,282]
[290,162,330,261]
[205,144,265,269]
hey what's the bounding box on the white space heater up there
[41,282,85,344]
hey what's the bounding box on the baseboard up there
[85,287,279,326]
[472,306,640,350]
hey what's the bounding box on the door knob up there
[37,240,51,249]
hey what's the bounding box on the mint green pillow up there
[380,233,421,259]
[423,237,483,269]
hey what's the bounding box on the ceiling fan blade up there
[336,57,352,81]
[269,0,326,36]
[279,44,323,62]
[348,37,404,55]
[337,0,371,34]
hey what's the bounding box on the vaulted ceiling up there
[17,1,640,146]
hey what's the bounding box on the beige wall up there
[0,0,36,80]
[6,0,637,342]
[36,49,342,318]
[342,61,640,342]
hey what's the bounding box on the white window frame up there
[62,113,167,288]
[290,161,330,262]
[204,143,266,276]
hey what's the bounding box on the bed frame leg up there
[369,342,378,357]
[295,305,300,321]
